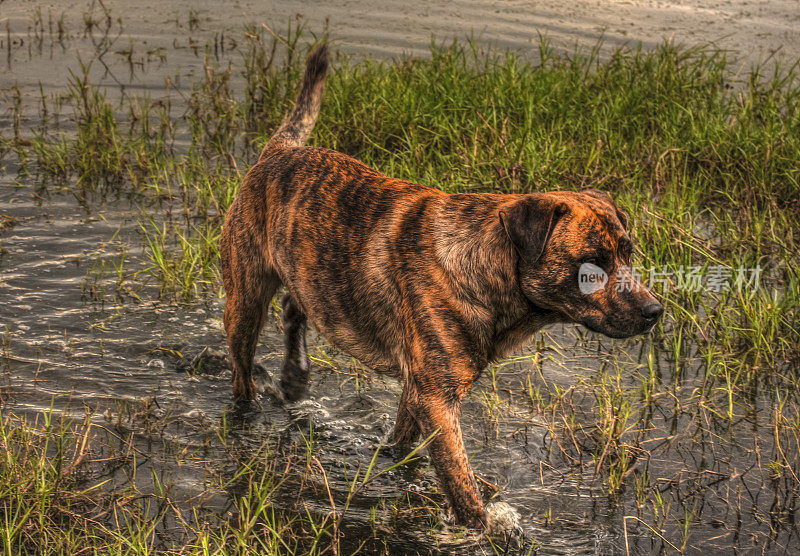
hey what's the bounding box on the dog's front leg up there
[412,388,486,528]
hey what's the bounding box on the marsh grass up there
[0,403,452,555]
[15,27,799,356]
[3,19,800,554]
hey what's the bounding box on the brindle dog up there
[221,44,664,528]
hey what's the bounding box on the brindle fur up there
[220,44,663,528]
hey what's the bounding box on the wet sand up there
[3,0,798,64]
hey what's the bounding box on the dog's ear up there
[614,206,628,230]
[582,188,628,230]
[499,196,568,262]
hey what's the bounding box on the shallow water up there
[2,175,796,552]
[1,1,799,553]
[0,170,619,552]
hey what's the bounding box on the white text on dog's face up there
[578,262,608,295]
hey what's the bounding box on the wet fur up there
[221,44,661,528]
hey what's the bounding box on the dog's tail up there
[261,44,328,156]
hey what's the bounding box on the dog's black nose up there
[641,301,664,321]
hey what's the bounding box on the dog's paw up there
[278,360,310,402]
[485,502,521,536]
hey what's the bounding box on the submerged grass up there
[0,404,447,555]
[2,17,800,554]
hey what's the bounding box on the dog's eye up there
[582,253,613,271]
[581,257,605,271]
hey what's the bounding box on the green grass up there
[26,27,798,366]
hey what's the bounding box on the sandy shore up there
[3,0,799,66]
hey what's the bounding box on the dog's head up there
[500,190,662,338]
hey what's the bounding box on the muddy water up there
[1,1,799,554]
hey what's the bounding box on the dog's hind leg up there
[223,273,280,400]
[221,210,280,401]
[279,293,310,401]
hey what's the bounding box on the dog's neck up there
[433,194,559,361]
